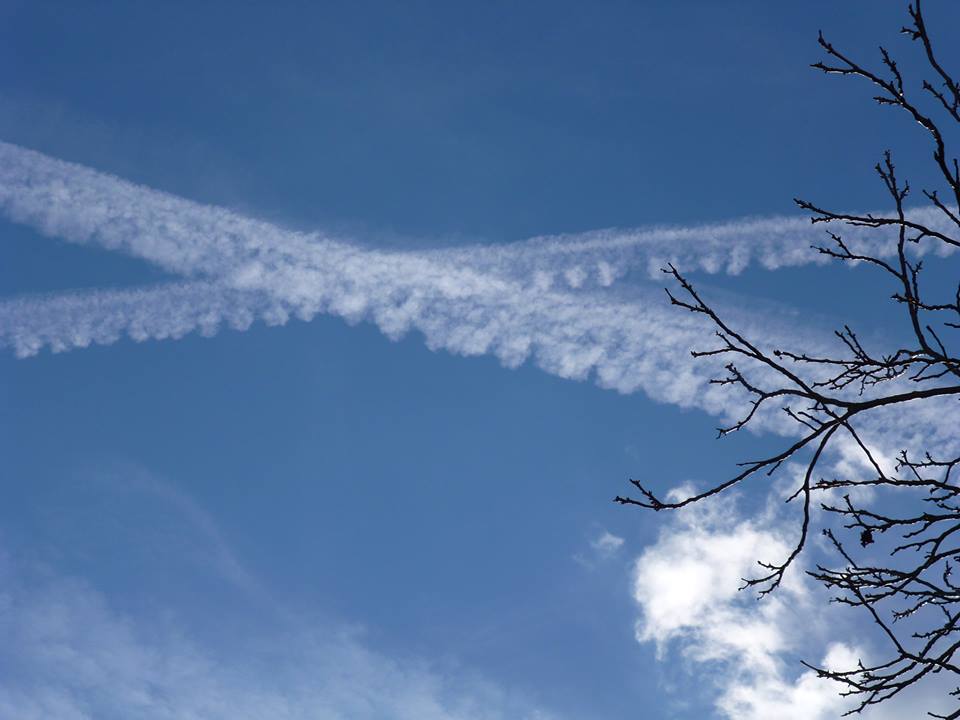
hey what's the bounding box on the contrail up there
[7,272,955,464]
[443,202,957,288]
[0,281,283,358]
[0,277,738,413]
[2,141,954,296]
[1,141,955,455]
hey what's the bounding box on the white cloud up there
[0,463,559,720]
[715,643,858,720]
[575,530,626,567]
[630,488,960,719]
[590,531,625,558]
[631,493,858,719]
[634,501,795,657]
[0,550,558,720]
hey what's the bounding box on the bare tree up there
[616,2,960,716]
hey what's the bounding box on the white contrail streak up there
[1,141,955,455]
[2,141,954,296]
[445,203,957,288]
[0,281,282,357]
[0,277,736,414]
[0,140,787,422]
[6,273,955,463]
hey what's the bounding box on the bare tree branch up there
[619,2,960,715]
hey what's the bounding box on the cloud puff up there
[716,643,861,720]
[630,487,960,719]
[631,492,856,719]
[590,531,625,558]
[575,530,626,568]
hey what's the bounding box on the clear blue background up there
[2,1,959,717]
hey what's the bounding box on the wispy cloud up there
[590,531,625,558]
[0,560,557,720]
[0,469,558,720]
[104,466,261,594]
[573,529,626,568]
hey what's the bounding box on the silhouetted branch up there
[619,2,960,715]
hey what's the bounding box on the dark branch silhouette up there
[617,2,960,715]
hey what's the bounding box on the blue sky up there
[2,2,960,719]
